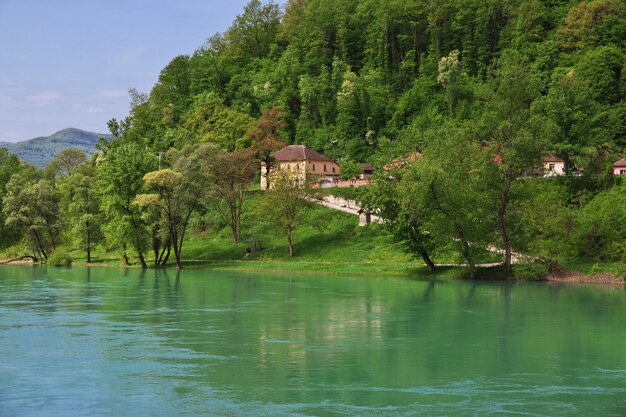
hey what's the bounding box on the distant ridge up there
[0,128,111,167]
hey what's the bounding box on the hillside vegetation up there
[0,0,624,279]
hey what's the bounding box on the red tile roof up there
[544,154,564,163]
[614,158,626,168]
[272,145,334,162]
[383,152,423,171]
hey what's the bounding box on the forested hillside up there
[1,128,110,167]
[118,0,624,164]
[0,0,624,276]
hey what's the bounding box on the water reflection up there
[0,266,625,416]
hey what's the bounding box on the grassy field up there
[2,192,621,281]
[0,195,478,278]
[180,203,431,277]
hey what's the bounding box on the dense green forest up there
[0,0,625,277]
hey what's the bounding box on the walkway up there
[312,195,382,226]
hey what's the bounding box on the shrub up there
[47,249,73,267]
[512,262,549,281]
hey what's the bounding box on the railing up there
[310,179,371,189]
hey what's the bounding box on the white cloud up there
[85,105,104,113]
[96,89,128,98]
[72,104,105,114]
[26,91,62,107]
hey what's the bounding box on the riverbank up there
[0,203,622,283]
[1,255,622,284]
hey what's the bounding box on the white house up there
[543,155,565,177]
[261,145,340,190]
[614,158,626,176]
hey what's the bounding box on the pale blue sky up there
[0,0,253,142]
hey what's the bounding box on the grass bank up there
[1,195,622,282]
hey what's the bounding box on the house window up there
[548,163,555,171]
[621,169,626,175]
[323,164,327,172]
[312,164,316,172]
[332,166,335,173]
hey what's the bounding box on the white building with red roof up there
[261,145,340,190]
[614,158,626,176]
[543,154,565,177]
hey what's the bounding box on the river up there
[1,266,625,416]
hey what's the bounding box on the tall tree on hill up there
[249,107,287,189]
[224,0,283,64]
[190,33,230,97]
[532,69,605,175]
[478,50,545,275]
[437,50,467,115]
[44,149,88,180]
[180,94,255,150]
[557,0,626,51]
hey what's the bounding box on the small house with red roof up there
[383,152,423,171]
[614,158,626,176]
[261,145,340,189]
[543,155,565,177]
[360,163,374,179]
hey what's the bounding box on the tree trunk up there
[137,251,148,269]
[174,243,182,269]
[461,239,476,278]
[420,250,436,271]
[32,229,48,261]
[87,228,92,263]
[264,157,272,190]
[498,168,513,276]
[287,226,294,257]
[122,251,130,266]
[157,243,169,266]
[162,244,171,265]
[236,213,241,244]
[563,152,570,175]
[231,210,238,244]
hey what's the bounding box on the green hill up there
[0,128,110,167]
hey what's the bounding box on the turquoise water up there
[0,266,625,416]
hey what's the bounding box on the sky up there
[0,0,252,142]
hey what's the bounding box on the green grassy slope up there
[1,192,505,279]
[181,202,425,276]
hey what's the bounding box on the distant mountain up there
[0,128,111,167]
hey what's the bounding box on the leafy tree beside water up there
[59,162,104,263]
[98,141,157,268]
[257,171,311,257]
[3,175,62,261]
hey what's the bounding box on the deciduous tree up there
[249,107,287,189]
[98,141,157,268]
[258,171,310,256]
